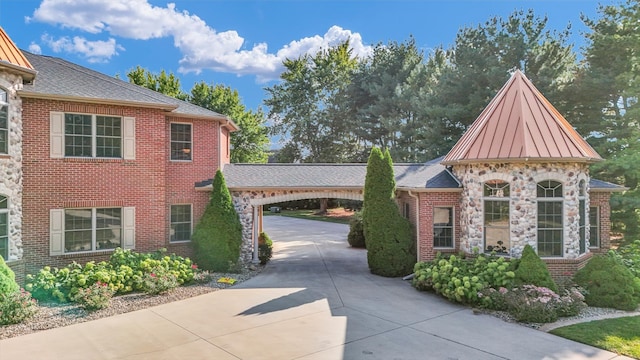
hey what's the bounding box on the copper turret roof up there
[442,70,601,165]
[0,27,36,81]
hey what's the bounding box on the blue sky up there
[1,0,609,112]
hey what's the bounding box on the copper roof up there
[0,27,36,81]
[442,70,601,165]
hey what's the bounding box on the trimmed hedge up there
[574,254,640,311]
[347,210,366,248]
[511,244,558,292]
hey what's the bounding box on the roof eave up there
[441,156,603,166]
[18,91,178,110]
[590,186,628,192]
[396,187,463,193]
[0,62,37,82]
[197,185,364,191]
[168,112,239,130]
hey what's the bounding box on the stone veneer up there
[0,71,23,261]
[231,189,363,261]
[452,162,591,259]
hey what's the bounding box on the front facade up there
[0,27,624,282]
[0,28,236,282]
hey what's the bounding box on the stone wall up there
[451,162,590,259]
[231,189,363,262]
[0,71,24,262]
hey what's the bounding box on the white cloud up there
[30,0,372,81]
[41,34,124,63]
[28,42,42,54]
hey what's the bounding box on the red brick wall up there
[417,191,462,262]
[590,191,612,253]
[165,116,220,256]
[220,127,230,165]
[21,99,222,278]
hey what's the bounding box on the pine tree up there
[363,148,415,276]
[192,170,243,272]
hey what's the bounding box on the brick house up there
[0,26,624,282]
[0,28,237,282]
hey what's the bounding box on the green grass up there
[264,209,352,224]
[550,316,640,359]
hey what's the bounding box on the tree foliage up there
[190,82,270,163]
[265,41,361,162]
[362,148,415,277]
[126,67,269,163]
[191,170,243,272]
[567,0,640,238]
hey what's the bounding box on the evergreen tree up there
[192,170,243,272]
[362,148,415,277]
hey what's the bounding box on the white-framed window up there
[0,195,8,260]
[50,112,135,160]
[0,88,8,155]
[589,206,600,248]
[170,204,192,242]
[537,180,563,257]
[433,206,454,248]
[50,207,135,255]
[170,123,192,161]
[578,180,587,254]
[484,180,510,254]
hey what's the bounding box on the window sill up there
[169,160,193,163]
[434,247,455,250]
[63,157,125,163]
[57,249,118,257]
[169,240,191,244]
[0,154,11,159]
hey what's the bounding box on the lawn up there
[550,316,640,359]
[264,208,354,224]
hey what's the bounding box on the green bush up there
[0,289,38,325]
[412,253,515,304]
[347,210,366,248]
[574,254,640,311]
[26,248,196,302]
[258,232,273,265]
[0,256,19,296]
[512,244,558,292]
[192,170,243,272]
[504,285,559,323]
[616,240,640,278]
[71,281,114,311]
[363,148,415,277]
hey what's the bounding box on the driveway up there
[0,217,632,359]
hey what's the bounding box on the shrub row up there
[26,248,196,304]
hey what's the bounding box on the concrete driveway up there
[0,217,632,359]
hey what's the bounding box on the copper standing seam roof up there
[442,70,602,165]
[0,27,36,81]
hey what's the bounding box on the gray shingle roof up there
[589,179,627,192]
[20,51,232,122]
[195,160,462,191]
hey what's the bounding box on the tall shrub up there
[192,170,243,272]
[512,244,558,292]
[574,254,640,311]
[362,148,415,277]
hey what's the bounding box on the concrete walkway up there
[0,217,633,359]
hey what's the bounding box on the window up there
[65,114,122,158]
[578,180,587,254]
[0,89,8,154]
[589,206,600,248]
[0,195,8,260]
[170,205,192,242]
[433,207,454,248]
[537,180,563,257]
[484,181,510,254]
[64,208,122,253]
[403,203,410,219]
[171,123,192,160]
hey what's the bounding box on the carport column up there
[253,205,260,263]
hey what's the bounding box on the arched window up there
[0,195,8,259]
[0,88,8,154]
[537,180,563,257]
[484,180,510,254]
[578,180,587,254]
